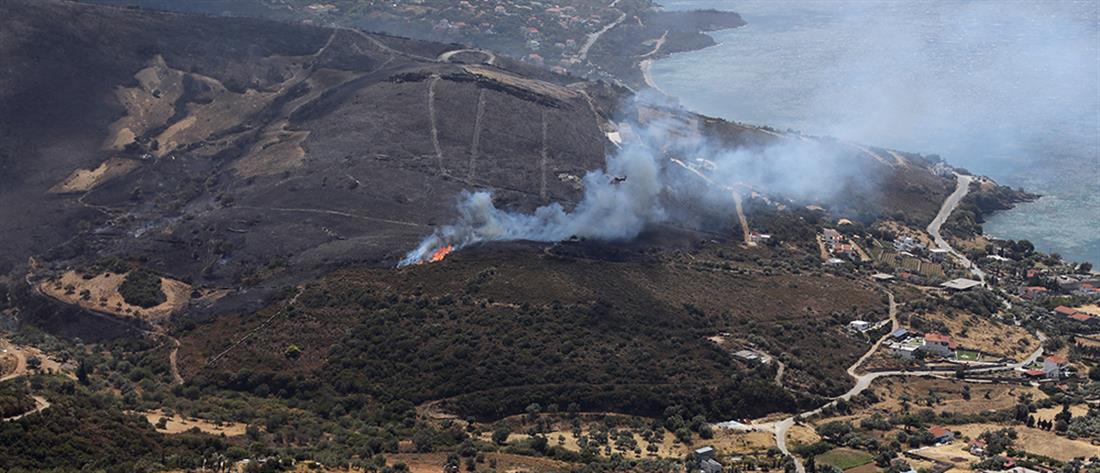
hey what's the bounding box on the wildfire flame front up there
[426,245,454,263]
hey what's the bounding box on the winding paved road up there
[928,173,985,283]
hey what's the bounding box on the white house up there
[1042,355,1069,379]
[848,320,872,333]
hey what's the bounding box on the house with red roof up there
[1054,305,1081,318]
[1069,312,1094,323]
[928,425,954,443]
[1019,286,1049,300]
[922,332,957,357]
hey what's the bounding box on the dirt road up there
[2,395,49,422]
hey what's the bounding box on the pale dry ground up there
[917,311,1037,358]
[39,270,191,321]
[954,423,1100,462]
[463,65,579,102]
[1032,403,1091,421]
[1076,336,1100,348]
[874,220,935,248]
[104,52,328,170]
[949,232,992,253]
[0,337,67,381]
[786,425,821,449]
[234,68,359,177]
[387,452,570,473]
[911,442,980,472]
[49,157,141,194]
[1075,304,1100,317]
[489,425,776,459]
[868,378,1044,415]
[136,409,248,436]
[104,55,184,151]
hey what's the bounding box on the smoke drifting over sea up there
[399,96,877,267]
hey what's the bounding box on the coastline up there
[585,8,745,90]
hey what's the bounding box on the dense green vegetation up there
[0,382,35,418]
[0,376,226,473]
[119,269,166,308]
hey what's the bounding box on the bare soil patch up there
[49,157,142,194]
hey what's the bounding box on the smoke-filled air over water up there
[399,95,875,266]
[650,0,1100,264]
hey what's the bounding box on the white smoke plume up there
[398,96,876,267]
[398,134,666,266]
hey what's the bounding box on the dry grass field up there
[918,311,1037,359]
[135,409,249,437]
[954,423,1100,462]
[868,378,1044,415]
[387,452,570,473]
[39,270,191,321]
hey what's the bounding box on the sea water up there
[650,0,1099,265]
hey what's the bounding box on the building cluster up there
[823,228,860,263]
[1023,354,1072,380]
[1053,305,1098,325]
[330,0,627,68]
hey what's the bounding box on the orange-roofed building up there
[922,332,956,357]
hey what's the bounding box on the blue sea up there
[650,0,1099,265]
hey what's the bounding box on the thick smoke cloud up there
[399,94,876,266]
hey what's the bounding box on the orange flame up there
[427,245,454,263]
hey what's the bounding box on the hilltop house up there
[922,333,957,357]
[929,425,955,443]
[823,228,842,246]
[1042,355,1069,379]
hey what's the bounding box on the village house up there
[749,232,771,244]
[694,447,722,473]
[890,328,909,340]
[823,228,842,246]
[1074,282,1100,298]
[894,236,924,253]
[941,278,982,291]
[969,439,987,457]
[890,337,923,359]
[1018,286,1049,300]
[733,350,761,364]
[929,425,955,443]
[929,248,949,261]
[1042,354,1069,379]
[922,332,957,358]
[1054,305,1079,317]
[848,320,872,333]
